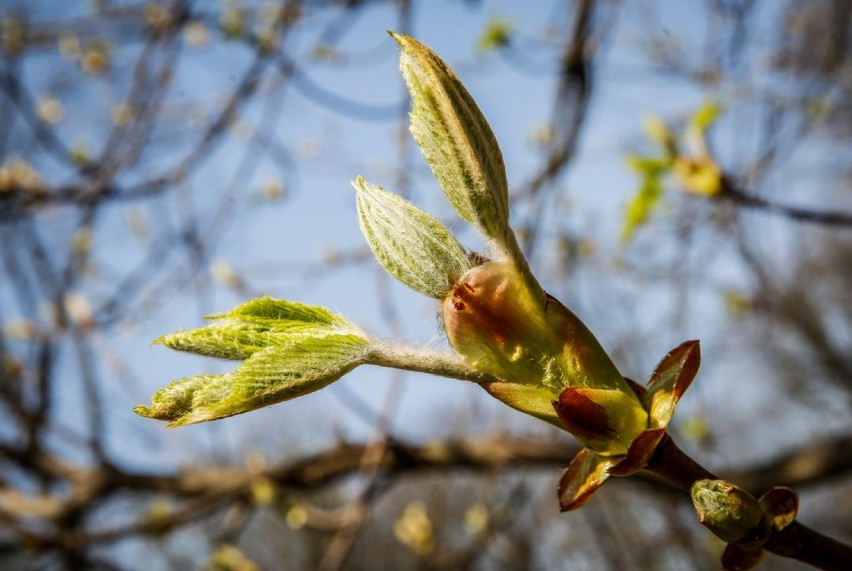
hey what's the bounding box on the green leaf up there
[136,333,370,426]
[355,176,472,299]
[621,173,663,243]
[154,297,364,361]
[690,101,722,131]
[206,296,343,327]
[155,323,279,360]
[391,32,510,247]
[642,115,676,152]
[625,154,672,175]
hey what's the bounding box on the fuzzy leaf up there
[136,333,369,426]
[206,296,343,327]
[155,297,364,361]
[355,176,472,298]
[154,324,279,360]
[392,32,510,245]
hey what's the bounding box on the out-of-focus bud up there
[673,155,722,196]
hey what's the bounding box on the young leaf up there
[206,296,343,327]
[136,333,370,426]
[690,101,722,131]
[355,176,472,299]
[621,173,663,243]
[155,323,279,360]
[155,297,364,360]
[391,32,510,246]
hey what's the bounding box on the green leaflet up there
[154,297,362,361]
[392,32,510,246]
[355,176,472,299]
[155,324,279,360]
[206,296,344,326]
[136,333,369,426]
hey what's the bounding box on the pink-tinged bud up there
[442,262,640,394]
[442,262,559,384]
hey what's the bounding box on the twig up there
[645,434,852,571]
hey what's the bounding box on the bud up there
[442,262,558,384]
[690,479,766,544]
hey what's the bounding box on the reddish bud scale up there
[553,389,615,443]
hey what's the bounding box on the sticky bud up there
[691,479,767,544]
[553,387,648,456]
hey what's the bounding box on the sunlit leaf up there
[392,32,510,246]
[355,176,472,299]
[690,101,722,131]
[137,333,369,426]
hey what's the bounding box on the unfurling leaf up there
[155,297,361,360]
[136,333,369,426]
[355,176,472,299]
[139,297,369,426]
[392,32,509,246]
